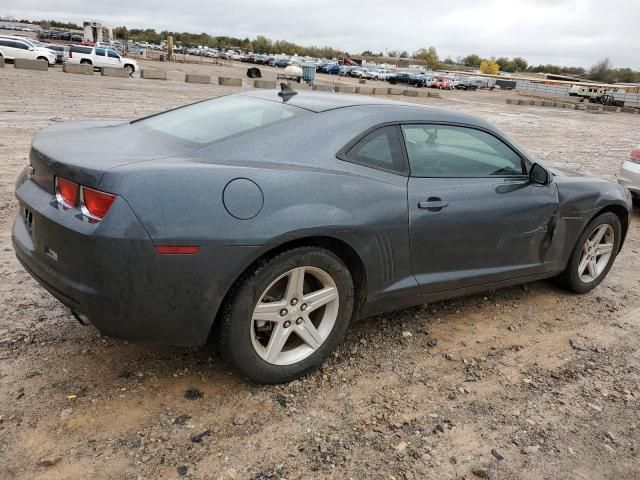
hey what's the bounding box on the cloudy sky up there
[3,0,639,69]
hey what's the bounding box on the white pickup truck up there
[66,45,138,75]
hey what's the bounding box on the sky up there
[3,0,639,69]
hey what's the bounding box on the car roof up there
[238,89,483,124]
[240,89,420,112]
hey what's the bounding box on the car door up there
[402,123,560,294]
[106,49,122,67]
[8,39,30,60]
[0,39,15,59]
[93,47,107,67]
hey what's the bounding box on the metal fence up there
[514,81,571,96]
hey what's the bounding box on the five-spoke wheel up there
[577,224,614,283]
[251,266,339,365]
[557,212,621,293]
[216,247,353,384]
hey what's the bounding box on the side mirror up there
[529,163,550,185]
[28,46,34,51]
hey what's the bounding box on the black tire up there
[124,64,134,76]
[555,212,621,293]
[216,247,354,384]
[80,59,92,65]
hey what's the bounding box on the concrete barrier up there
[0,57,4,68]
[313,84,333,92]
[356,86,374,95]
[506,98,515,104]
[141,69,167,80]
[185,74,211,84]
[359,79,366,84]
[335,86,356,93]
[254,79,277,89]
[621,106,636,113]
[427,92,440,98]
[101,67,130,78]
[14,58,48,71]
[167,71,186,82]
[404,90,419,97]
[373,87,389,95]
[219,77,242,87]
[388,88,403,95]
[63,63,93,75]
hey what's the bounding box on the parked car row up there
[0,34,138,74]
[38,30,83,42]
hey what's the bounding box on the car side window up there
[401,124,525,178]
[95,48,106,56]
[107,49,119,59]
[15,41,29,50]
[344,126,406,174]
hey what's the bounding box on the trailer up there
[569,84,626,106]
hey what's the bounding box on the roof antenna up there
[278,83,298,102]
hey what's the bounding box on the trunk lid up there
[29,120,192,193]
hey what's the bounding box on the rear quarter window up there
[70,45,92,54]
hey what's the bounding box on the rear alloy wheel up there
[125,64,134,76]
[556,212,621,293]
[216,247,354,383]
[251,266,338,365]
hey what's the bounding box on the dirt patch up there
[0,65,639,479]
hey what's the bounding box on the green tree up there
[415,46,440,69]
[512,57,528,71]
[462,54,482,68]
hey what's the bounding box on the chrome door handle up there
[418,199,448,210]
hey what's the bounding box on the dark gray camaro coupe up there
[13,89,632,383]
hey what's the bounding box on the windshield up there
[134,95,306,145]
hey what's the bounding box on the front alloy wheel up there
[216,247,354,383]
[577,224,614,283]
[556,212,621,293]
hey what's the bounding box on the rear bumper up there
[618,161,640,195]
[13,179,262,346]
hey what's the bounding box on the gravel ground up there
[0,63,639,480]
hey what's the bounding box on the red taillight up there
[56,177,79,207]
[81,187,116,220]
[69,51,72,58]
[628,148,640,163]
[155,246,200,255]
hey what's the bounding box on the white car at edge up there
[0,35,57,66]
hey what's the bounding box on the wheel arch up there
[212,235,368,334]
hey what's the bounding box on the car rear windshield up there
[134,95,306,145]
